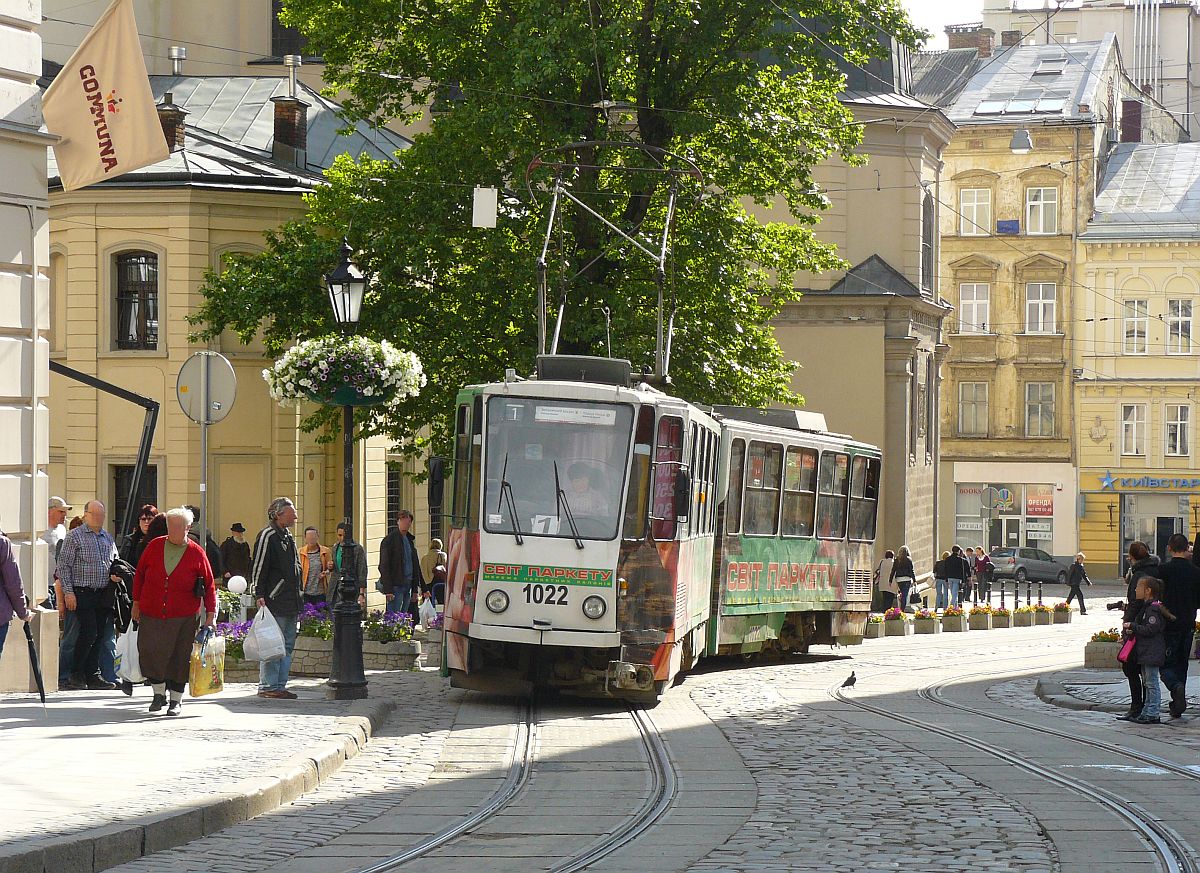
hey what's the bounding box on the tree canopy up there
[191,0,923,458]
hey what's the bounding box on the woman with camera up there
[132,507,216,716]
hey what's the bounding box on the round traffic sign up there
[177,351,237,424]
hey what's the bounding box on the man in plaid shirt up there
[57,500,120,690]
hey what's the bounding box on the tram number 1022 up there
[522,583,569,605]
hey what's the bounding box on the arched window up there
[114,251,159,350]
[920,189,935,291]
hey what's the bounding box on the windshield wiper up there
[553,461,585,550]
[497,453,523,545]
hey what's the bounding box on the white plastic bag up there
[115,628,144,683]
[418,595,437,628]
[243,604,286,662]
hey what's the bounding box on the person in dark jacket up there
[220,523,252,581]
[945,546,973,608]
[889,546,916,612]
[379,510,424,617]
[251,497,302,700]
[0,529,33,657]
[1157,533,1200,718]
[1123,574,1174,724]
[1118,541,1161,720]
[186,506,224,580]
[933,551,950,610]
[119,504,158,567]
[1065,552,1091,615]
[329,522,368,604]
[973,547,995,604]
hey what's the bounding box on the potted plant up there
[883,606,911,636]
[968,604,993,631]
[1032,602,1054,626]
[1013,605,1035,627]
[864,613,885,639]
[216,587,240,623]
[942,604,969,632]
[991,606,1012,629]
[213,619,258,682]
[292,601,335,676]
[914,608,941,634]
[1052,601,1073,624]
[264,335,424,410]
[363,610,421,670]
[1084,628,1123,668]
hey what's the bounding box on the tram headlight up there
[582,595,607,620]
[485,589,510,614]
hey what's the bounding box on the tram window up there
[688,422,699,538]
[651,416,684,540]
[468,395,483,530]
[849,456,881,541]
[622,407,655,540]
[452,403,472,526]
[726,439,746,533]
[744,441,783,536]
[781,446,818,537]
[816,452,850,539]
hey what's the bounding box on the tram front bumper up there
[468,622,621,648]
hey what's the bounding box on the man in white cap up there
[41,497,71,609]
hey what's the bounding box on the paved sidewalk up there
[1036,668,1200,714]
[0,670,447,873]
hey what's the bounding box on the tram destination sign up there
[481,563,613,587]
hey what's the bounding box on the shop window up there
[959,188,991,236]
[848,456,880,542]
[1025,382,1055,437]
[816,452,849,540]
[1122,404,1146,456]
[781,446,817,537]
[114,251,158,350]
[959,283,990,334]
[1123,300,1149,355]
[744,442,783,536]
[1026,187,1058,235]
[959,382,988,436]
[1168,300,1193,354]
[1025,283,1056,334]
[725,439,746,534]
[1167,405,1190,457]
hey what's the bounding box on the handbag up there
[1117,637,1136,663]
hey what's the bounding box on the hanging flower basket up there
[263,335,424,409]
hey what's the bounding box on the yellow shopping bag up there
[189,635,226,697]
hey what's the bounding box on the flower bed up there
[264,335,424,409]
[991,607,1012,629]
[1013,606,1034,627]
[865,614,885,639]
[1032,603,1054,625]
[1052,601,1072,624]
[942,605,968,633]
[914,608,940,635]
[883,607,911,636]
[968,605,992,631]
[1085,630,1123,668]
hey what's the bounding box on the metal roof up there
[910,48,984,108]
[1085,142,1200,240]
[827,254,928,299]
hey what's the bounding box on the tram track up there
[830,669,1199,873]
[353,696,678,873]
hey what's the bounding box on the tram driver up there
[567,462,611,518]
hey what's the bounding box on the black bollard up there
[999,579,1006,610]
[327,570,368,700]
[1037,580,1044,606]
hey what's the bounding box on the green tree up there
[192,0,923,458]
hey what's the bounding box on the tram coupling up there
[606,660,656,694]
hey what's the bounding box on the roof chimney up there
[283,53,301,97]
[271,94,308,168]
[975,28,994,58]
[168,45,186,76]
[157,92,187,151]
[1002,30,1023,47]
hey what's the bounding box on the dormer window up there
[1034,56,1067,76]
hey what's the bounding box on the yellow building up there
[43,71,419,607]
[914,32,1184,562]
[1078,142,1200,578]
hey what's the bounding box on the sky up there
[904,0,987,50]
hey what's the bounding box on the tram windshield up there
[483,396,634,542]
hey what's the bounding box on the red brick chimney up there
[270,95,308,168]
[1002,30,1023,47]
[946,24,994,58]
[157,92,187,151]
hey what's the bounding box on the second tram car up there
[438,356,879,701]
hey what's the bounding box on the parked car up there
[989,546,1070,584]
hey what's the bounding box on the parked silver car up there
[989,547,1070,584]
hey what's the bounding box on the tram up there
[436,355,880,702]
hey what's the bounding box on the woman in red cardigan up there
[132,506,216,715]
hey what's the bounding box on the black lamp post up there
[325,239,369,700]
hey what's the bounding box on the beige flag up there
[42,0,168,191]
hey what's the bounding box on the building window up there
[1025,382,1055,437]
[1122,404,1146,456]
[959,188,991,236]
[920,189,935,291]
[1123,300,1149,354]
[1025,283,1056,334]
[114,252,159,350]
[1167,405,1190,456]
[909,358,919,458]
[272,0,307,57]
[112,464,158,535]
[959,382,989,436]
[959,283,990,333]
[1026,187,1058,235]
[1168,299,1193,354]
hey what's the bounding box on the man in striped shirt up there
[57,500,120,690]
[252,497,302,699]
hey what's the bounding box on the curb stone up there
[1034,677,1126,713]
[0,695,396,873]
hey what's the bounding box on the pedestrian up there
[421,538,448,607]
[219,523,251,581]
[890,546,916,612]
[1065,552,1091,615]
[329,521,369,605]
[379,510,423,618]
[0,527,33,657]
[131,507,217,716]
[973,547,994,604]
[874,549,897,610]
[55,500,120,691]
[119,504,158,566]
[40,496,71,609]
[934,550,950,610]
[1119,541,1160,720]
[1122,574,1174,725]
[299,526,332,607]
[1157,533,1200,718]
[186,506,225,581]
[946,545,972,607]
[251,497,302,700]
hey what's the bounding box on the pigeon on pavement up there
[841,671,856,689]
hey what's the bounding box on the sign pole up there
[200,351,210,550]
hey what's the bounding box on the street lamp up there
[324,238,368,700]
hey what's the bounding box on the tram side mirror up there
[674,468,691,521]
[428,456,446,509]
